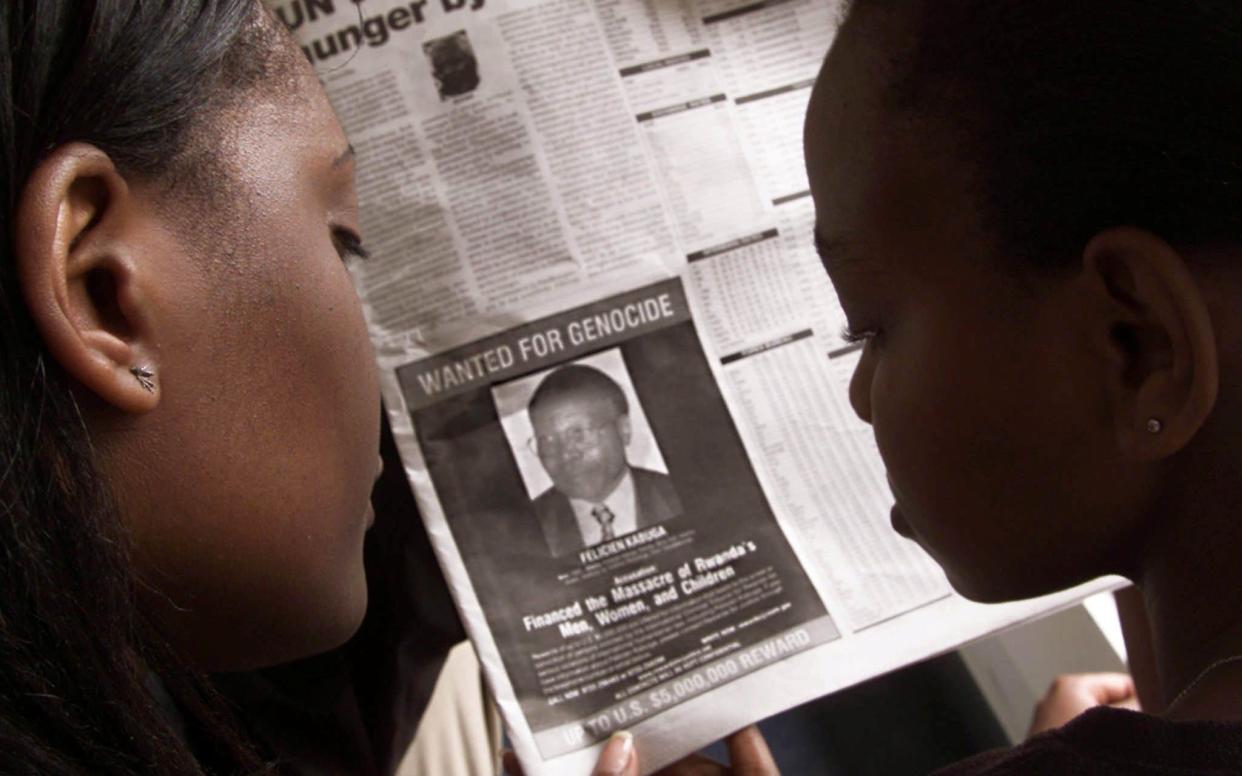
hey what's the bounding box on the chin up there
[310,559,371,654]
[944,574,1022,605]
[943,564,1083,605]
[255,587,370,670]
[213,566,370,672]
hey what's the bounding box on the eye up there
[332,228,370,264]
[840,325,880,345]
[813,230,833,262]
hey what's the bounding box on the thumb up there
[593,731,638,776]
[501,750,525,776]
[726,726,779,774]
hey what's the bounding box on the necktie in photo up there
[592,504,616,542]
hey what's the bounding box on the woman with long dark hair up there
[1,2,381,772]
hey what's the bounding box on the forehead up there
[805,8,893,153]
[531,392,616,423]
[149,69,349,267]
[805,4,990,276]
[227,69,346,176]
[805,5,916,223]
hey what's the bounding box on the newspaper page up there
[273,0,1123,773]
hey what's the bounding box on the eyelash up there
[333,228,371,264]
[840,325,879,345]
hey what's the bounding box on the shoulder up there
[629,468,681,522]
[630,467,674,491]
[532,487,568,512]
[931,738,1089,775]
[935,707,1242,775]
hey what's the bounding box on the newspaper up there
[273,0,1122,773]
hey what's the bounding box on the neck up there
[1138,455,1242,720]
[579,467,629,504]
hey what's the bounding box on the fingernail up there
[597,731,634,775]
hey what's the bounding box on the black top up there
[935,706,1242,774]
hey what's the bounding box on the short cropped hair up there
[846,0,1242,270]
[528,364,629,418]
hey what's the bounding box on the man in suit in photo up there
[527,364,681,557]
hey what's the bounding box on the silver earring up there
[1146,418,1163,434]
[130,366,155,393]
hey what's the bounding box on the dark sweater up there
[935,707,1242,774]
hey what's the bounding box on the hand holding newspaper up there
[273,0,1119,772]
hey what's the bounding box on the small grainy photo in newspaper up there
[423,30,480,100]
[399,280,840,758]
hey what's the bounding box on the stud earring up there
[130,366,155,393]
[1146,418,1163,434]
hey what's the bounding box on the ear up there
[14,143,161,414]
[1083,227,1218,460]
[617,414,632,446]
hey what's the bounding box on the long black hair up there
[0,2,290,773]
[851,0,1242,270]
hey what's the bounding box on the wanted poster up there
[399,279,838,758]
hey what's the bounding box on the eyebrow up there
[813,228,853,264]
[814,229,885,275]
[331,144,356,168]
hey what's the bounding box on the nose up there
[549,439,589,461]
[848,346,875,425]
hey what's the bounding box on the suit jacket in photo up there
[532,467,681,557]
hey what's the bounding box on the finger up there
[592,731,638,776]
[1111,694,1141,712]
[502,750,525,776]
[726,726,779,774]
[651,753,728,776]
[1083,673,1137,705]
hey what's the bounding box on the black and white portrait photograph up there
[495,349,682,558]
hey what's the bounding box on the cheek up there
[541,454,568,480]
[276,260,381,537]
[139,242,380,668]
[597,434,627,467]
[238,256,380,648]
[867,323,1064,597]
